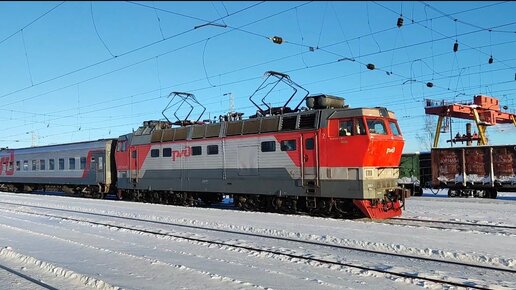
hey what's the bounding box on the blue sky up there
[0,1,515,153]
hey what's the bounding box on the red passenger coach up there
[113,72,406,219]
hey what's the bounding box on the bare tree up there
[416,115,435,151]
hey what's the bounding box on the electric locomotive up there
[114,72,406,218]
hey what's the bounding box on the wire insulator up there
[366,63,375,70]
[488,56,493,64]
[397,16,403,28]
[426,82,434,88]
[453,41,459,52]
[271,36,283,44]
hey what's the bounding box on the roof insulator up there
[397,16,404,28]
[488,55,494,64]
[366,63,375,70]
[453,41,459,52]
[271,36,283,44]
[426,82,434,88]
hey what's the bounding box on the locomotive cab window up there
[280,140,297,151]
[339,120,353,136]
[389,121,401,136]
[366,118,387,135]
[207,145,218,155]
[151,149,160,158]
[355,118,367,135]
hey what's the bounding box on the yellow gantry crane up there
[425,95,516,147]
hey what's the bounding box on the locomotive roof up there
[126,106,398,145]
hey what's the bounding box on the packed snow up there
[0,190,515,289]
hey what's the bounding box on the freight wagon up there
[431,145,516,198]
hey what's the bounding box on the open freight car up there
[431,145,516,198]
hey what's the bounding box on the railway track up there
[378,217,516,236]
[0,201,514,289]
[0,263,58,290]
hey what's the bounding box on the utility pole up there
[223,92,234,113]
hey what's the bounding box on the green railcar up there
[398,152,431,196]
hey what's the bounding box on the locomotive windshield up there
[338,118,402,137]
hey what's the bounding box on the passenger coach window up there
[32,160,37,171]
[151,149,159,158]
[366,118,388,135]
[59,159,65,170]
[80,157,87,169]
[163,148,172,157]
[389,121,401,136]
[16,161,20,171]
[23,161,28,171]
[69,158,76,170]
[207,145,218,155]
[280,140,297,151]
[49,159,55,170]
[192,146,202,156]
[40,159,45,170]
[261,141,276,152]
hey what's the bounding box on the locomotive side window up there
[339,120,353,136]
[69,158,76,170]
[355,118,367,135]
[151,149,160,158]
[261,141,276,152]
[305,138,314,150]
[389,121,401,136]
[131,151,137,158]
[192,146,202,156]
[49,159,55,170]
[80,157,87,169]
[366,118,387,135]
[23,161,28,171]
[207,145,218,155]
[281,140,297,151]
[59,159,65,170]
[40,159,46,171]
[16,161,20,171]
[163,148,172,157]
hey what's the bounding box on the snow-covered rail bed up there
[1,204,515,289]
[371,217,516,236]
[0,191,515,289]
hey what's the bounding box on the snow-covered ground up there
[0,190,515,289]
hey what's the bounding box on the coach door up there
[130,146,138,184]
[92,153,105,184]
[301,133,319,188]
